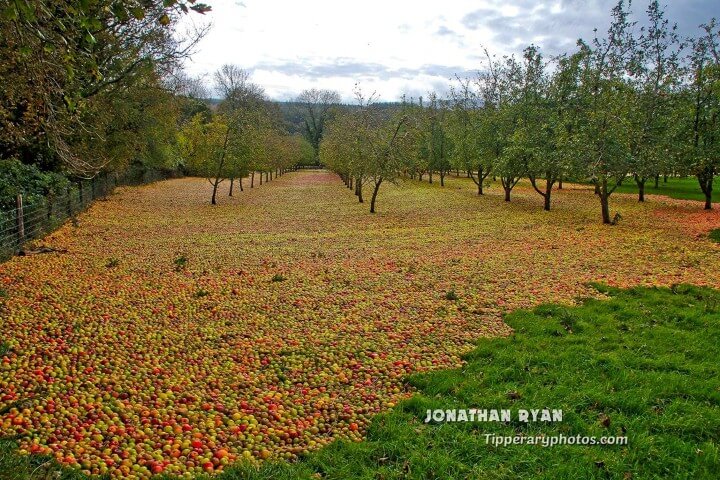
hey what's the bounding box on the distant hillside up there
[201,99,402,135]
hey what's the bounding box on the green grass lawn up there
[612,176,718,203]
[3,285,719,479]
[709,229,720,244]
[220,285,720,480]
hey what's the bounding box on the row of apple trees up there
[321,1,719,224]
[178,65,314,204]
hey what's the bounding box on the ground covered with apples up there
[1,171,719,478]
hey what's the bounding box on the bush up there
[0,158,70,210]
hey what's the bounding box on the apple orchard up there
[1,171,719,477]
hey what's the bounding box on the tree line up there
[0,1,213,178]
[179,65,314,204]
[0,1,318,207]
[321,1,720,223]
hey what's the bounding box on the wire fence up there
[0,168,179,262]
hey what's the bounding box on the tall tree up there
[0,0,209,175]
[682,19,720,210]
[449,79,490,194]
[418,94,453,186]
[179,114,232,205]
[296,89,341,161]
[573,1,636,224]
[213,65,271,193]
[627,0,682,202]
[518,46,575,211]
[481,52,524,202]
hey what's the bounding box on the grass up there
[216,285,720,480]
[0,439,83,480]
[612,176,718,203]
[710,229,720,243]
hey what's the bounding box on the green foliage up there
[447,82,490,190]
[625,1,682,191]
[413,94,453,182]
[0,159,70,210]
[173,254,188,271]
[709,229,720,243]
[0,0,209,175]
[675,20,720,209]
[295,89,342,158]
[220,285,720,479]
[322,90,412,212]
[0,437,86,480]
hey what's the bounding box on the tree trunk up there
[428,171,433,184]
[698,170,714,210]
[251,171,255,188]
[654,174,660,189]
[529,173,554,211]
[504,187,511,202]
[600,195,610,224]
[440,172,445,187]
[663,174,668,183]
[558,176,563,190]
[635,176,645,202]
[229,178,234,196]
[211,180,220,205]
[370,179,382,213]
[599,179,611,224]
[544,177,553,211]
[349,176,353,190]
[357,179,364,203]
[239,177,243,192]
[419,173,423,181]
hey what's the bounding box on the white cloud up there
[180,0,718,102]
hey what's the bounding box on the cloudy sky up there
[181,0,717,102]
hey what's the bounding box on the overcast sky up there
[180,0,718,102]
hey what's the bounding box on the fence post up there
[67,186,73,216]
[16,194,25,246]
